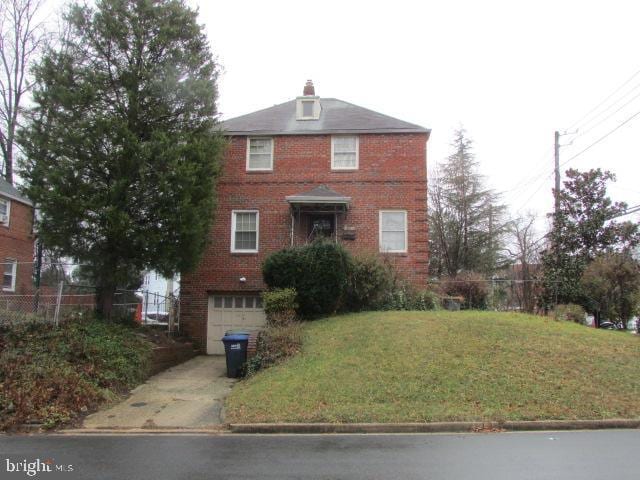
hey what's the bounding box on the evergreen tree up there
[20,0,225,317]
[428,128,507,277]
[540,168,640,309]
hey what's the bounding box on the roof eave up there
[0,191,33,207]
[222,128,430,136]
[286,196,352,205]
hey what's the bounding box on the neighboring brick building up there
[181,81,430,353]
[0,178,34,295]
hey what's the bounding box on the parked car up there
[599,320,624,330]
[143,311,169,325]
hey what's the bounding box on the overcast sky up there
[193,0,640,231]
[44,0,640,232]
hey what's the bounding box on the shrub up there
[263,240,352,318]
[412,289,441,310]
[245,323,303,376]
[442,272,489,309]
[0,318,152,430]
[553,303,586,324]
[262,288,298,326]
[380,285,440,311]
[580,253,640,327]
[345,254,395,311]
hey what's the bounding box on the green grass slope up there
[226,311,640,423]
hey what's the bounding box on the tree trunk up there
[96,284,116,320]
[4,148,13,184]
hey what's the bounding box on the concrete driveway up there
[82,356,235,430]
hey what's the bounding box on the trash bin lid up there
[222,334,249,342]
[225,330,252,336]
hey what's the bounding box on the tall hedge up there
[262,241,352,318]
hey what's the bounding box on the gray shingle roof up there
[221,98,429,135]
[0,177,32,206]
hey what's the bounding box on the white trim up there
[0,198,9,227]
[231,210,259,253]
[379,210,408,253]
[246,137,274,171]
[2,258,17,292]
[296,96,321,120]
[331,135,359,170]
[0,192,32,206]
[285,196,351,204]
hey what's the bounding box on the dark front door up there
[308,214,335,241]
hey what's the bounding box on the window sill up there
[331,168,359,172]
[230,251,259,256]
[245,170,273,174]
[380,251,409,257]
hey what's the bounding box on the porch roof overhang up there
[285,185,351,210]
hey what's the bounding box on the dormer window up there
[296,97,320,120]
[296,79,321,120]
[302,100,314,117]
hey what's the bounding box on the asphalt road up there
[1,430,638,479]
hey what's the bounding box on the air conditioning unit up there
[0,214,7,224]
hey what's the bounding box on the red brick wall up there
[181,133,429,348]
[0,197,34,295]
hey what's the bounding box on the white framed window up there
[2,259,17,292]
[296,97,320,120]
[379,210,408,253]
[302,100,314,118]
[231,210,259,253]
[246,137,273,171]
[331,136,359,170]
[0,199,10,226]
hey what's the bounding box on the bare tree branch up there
[0,0,46,184]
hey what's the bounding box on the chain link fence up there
[0,261,179,332]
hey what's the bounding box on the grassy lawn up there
[226,311,640,423]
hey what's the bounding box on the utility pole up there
[554,130,561,215]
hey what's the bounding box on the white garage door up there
[207,294,267,355]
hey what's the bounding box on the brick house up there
[0,178,34,295]
[181,81,430,353]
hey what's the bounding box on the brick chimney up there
[303,79,315,96]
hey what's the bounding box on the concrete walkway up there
[82,356,236,429]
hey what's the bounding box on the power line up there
[502,146,555,199]
[513,171,555,214]
[566,66,640,131]
[570,87,640,141]
[560,108,640,168]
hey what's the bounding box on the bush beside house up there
[263,241,441,317]
[262,241,352,318]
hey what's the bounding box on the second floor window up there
[247,138,273,171]
[332,136,358,170]
[0,199,9,226]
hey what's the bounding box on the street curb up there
[55,426,229,435]
[7,419,639,436]
[229,419,640,434]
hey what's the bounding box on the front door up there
[308,215,335,241]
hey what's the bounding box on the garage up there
[207,294,267,354]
